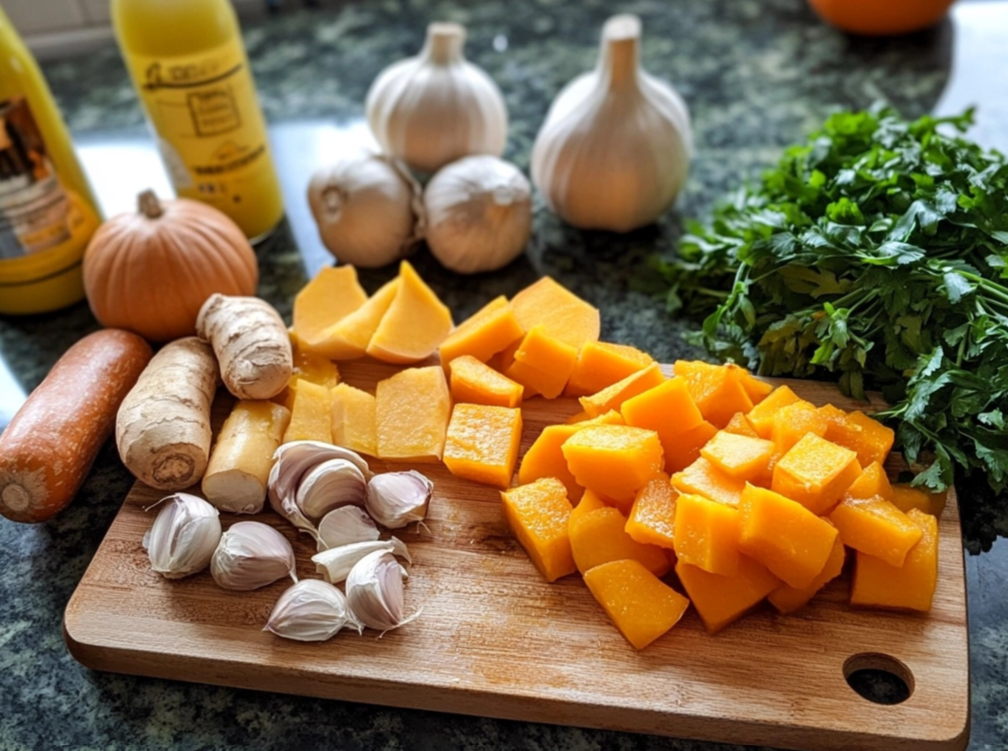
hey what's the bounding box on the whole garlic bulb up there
[307,151,423,268]
[365,22,508,174]
[424,156,532,274]
[530,14,692,232]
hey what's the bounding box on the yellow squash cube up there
[283,379,333,444]
[439,295,524,368]
[676,556,781,634]
[375,366,451,462]
[449,355,523,408]
[578,362,666,418]
[569,506,670,576]
[768,536,846,614]
[671,457,746,507]
[700,431,775,482]
[330,383,377,456]
[561,425,665,506]
[771,433,862,515]
[851,509,938,612]
[564,341,654,397]
[829,496,923,567]
[443,403,523,488]
[673,493,741,577]
[501,478,576,582]
[625,478,678,549]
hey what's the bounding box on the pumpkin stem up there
[137,190,165,219]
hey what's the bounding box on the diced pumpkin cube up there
[621,376,706,459]
[330,383,377,456]
[561,425,665,507]
[738,484,839,589]
[583,559,690,650]
[283,379,333,444]
[724,412,759,438]
[292,266,368,352]
[313,278,400,360]
[671,457,746,507]
[700,431,775,482]
[772,433,861,515]
[449,355,523,408]
[663,420,718,474]
[851,509,938,612]
[740,373,773,405]
[674,360,754,429]
[504,325,579,399]
[443,404,523,488]
[829,496,923,567]
[626,478,678,549]
[768,536,846,614]
[367,260,454,364]
[439,296,524,369]
[274,343,342,412]
[564,341,655,397]
[509,276,600,350]
[579,362,666,417]
[823,409,895,468]
[844,461,894,503]
[569,506,670,576]
[375,366,451,462]
[746,385,802,439]
[572,488,608,515]
[676,556,781,634]
[673,493,741,576]
[890,484,947,517]
[501,478,576,582]
[770,401,829,456]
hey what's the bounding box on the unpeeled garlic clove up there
[295,458,367,520]
[143,493,222,579]
[365,470,433,529]
[346,550,419,633]
[210,521,297,591]
[311,537,412,584]
[264,579,362,642]
[317,505,380,551]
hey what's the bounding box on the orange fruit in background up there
[807,0,957,35]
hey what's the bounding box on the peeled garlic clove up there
[210,521,297,591]
[311,536,411,584]
[531,14,692,232]
[317,505,380,551]
[144,493,222,579]
[295,457,367,520]
[345,550,420,633]
[424,155,532,274]
[307,151,424,268]
[264,579,362,642]
[366,21,508,174]
[365,470,433,529]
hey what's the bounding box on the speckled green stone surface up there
[1,0,1005,749]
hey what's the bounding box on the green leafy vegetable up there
[655,105,1008,496]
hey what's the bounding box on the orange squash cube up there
[621,376,706,459]
[738,484,839,589]
[487,336,524,376]
[770,400,829,456]
[823,409,895,468]
[674,360,754,429]
[772,433,862,515]
[449,355,523,408]
[768,536,846,614]
[673,493,741,576]
[330,383,377,456]
[890,484,947,516]
[676,556,781,634]
[724,412,759,438]
[740,373,773,405]
[851,508,938,612]
[700,431,775,482]
[375,366,451,462]
[443,404,523,488]
[564,341,654,397]
[504,325,579,399]
[501,478,576,582]
[509,276,600,350]
[366,260,454,364]
[283,379,333,444]
[583,559,690,650]
[671,457,746,507]
[571,488,608,516]
[561,425,665,506]
[313,277,399,360]
[663,420,718,473]
[578,362,666,418]
[844,460,894,503]
[438,295,524,368]
[292,266,368,352]
[275,342,342,412]
[626,478,678,549]
[746,385,802,439]
[569,506,670,576]
[829,496,923,567]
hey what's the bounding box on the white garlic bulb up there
[365,22,508,174]
[317,505,380,551]
[210,521,297,591]
[345,550,419,633]
[365,470,433,529]
[264,579,362,642]
[307,151,423,268]
[143,493,222,579]
[424,156,532,274]
[530,14,692,232]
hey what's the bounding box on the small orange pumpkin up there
[807,0,956,36]
[83,190,259,343]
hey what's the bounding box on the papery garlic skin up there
[143,493,222,579]
[531,14,692,232]
[424,156,532,274]
[366,22,508,174]
[317,505,380,551]
[345,550,420,633]
[264,579,362,642]
[211,521,297,591]
[307,152,423,268]
[365,470,433,529]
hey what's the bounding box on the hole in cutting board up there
[843,653,914,705]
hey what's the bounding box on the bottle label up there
[131,40,276,218]
[0,96,90,259]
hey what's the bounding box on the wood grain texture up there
[64,361,970,751]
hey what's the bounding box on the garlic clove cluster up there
[531,14,692,232]
[144,493,222,579]
[366,22,508,174]
[211,521,297,591]
[317,505,380,550]
[264,579,362,642]
[365,470,433,529]
[345,550,419,633]
[311,536,411,585]
[423,155,532,274]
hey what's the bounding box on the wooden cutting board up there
[63,361,970,751]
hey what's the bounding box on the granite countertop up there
[2,0,1007,749]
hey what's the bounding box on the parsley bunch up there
[657,105,1008,496]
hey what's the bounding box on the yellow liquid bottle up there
[0,7,101,315]
[112,0,284,240]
